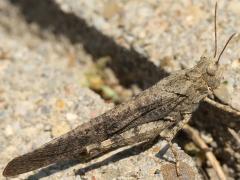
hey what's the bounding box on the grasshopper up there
[3,2,237,177]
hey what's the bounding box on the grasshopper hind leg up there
[165,138,181,176]
[160,113,192,177]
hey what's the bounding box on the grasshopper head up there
[196,55,222,90]
[196,32,236,91]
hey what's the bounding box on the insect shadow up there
[9,0,168,90]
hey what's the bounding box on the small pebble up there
[66,112,78,121]
[4,125,14,136]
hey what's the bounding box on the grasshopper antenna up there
[216,33,236,64]
[214,2,218,58]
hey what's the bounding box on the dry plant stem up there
[204,97,240,116]
[183,124,227,180]
[228,128,240,147]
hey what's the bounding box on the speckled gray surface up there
[0,0,202,179]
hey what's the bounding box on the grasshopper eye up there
[207,65,217,76]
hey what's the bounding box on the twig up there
[228,128,240,147]
[204,97,240,116]
[183,124,227,180]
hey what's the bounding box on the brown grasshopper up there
[2,2,237,177]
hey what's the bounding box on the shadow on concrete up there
[9,0,168,90]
